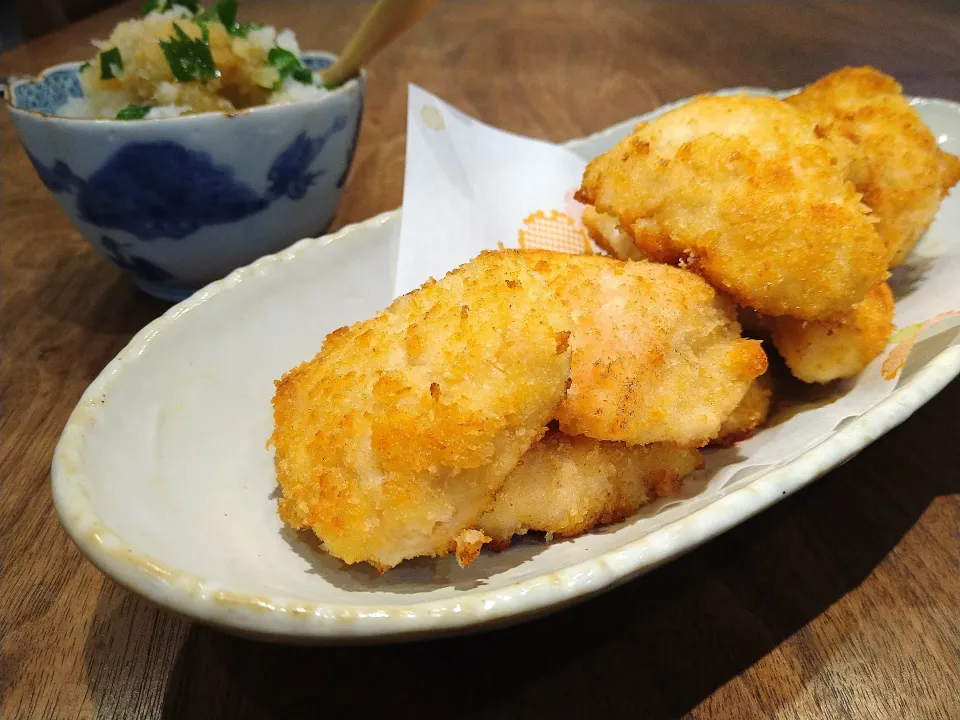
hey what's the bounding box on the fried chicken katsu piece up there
[581,205,645,260]
[271,251,573,571]
[478,432,703,546]
[786,67,960,267]
[522,251,767,447]
[712,371,774,447]
[580,209,773,451]
[769,282,894,384]
[578,95,886,320]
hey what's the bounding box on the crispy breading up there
[521,251,767,447]
[769,282,894,384]
[578,95,886,320]
[712,371,774,447]
[581,205,645,260]
[939,149,960,199]
[786,66,960,267]
[478,432,703,546]
[271,251,573,571]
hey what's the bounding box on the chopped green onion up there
[79,61,91,73]
[142,0,162,14]
[158,23,219,82]
[292,67,312,84]
[216,0,256,37]
[196,0,260,37]
[116,105,152,120]
[268,47,313,88]
[267,47,299,77]
[99,47,123,80]
[215,0,238,30]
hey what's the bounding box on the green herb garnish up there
[201,0,259,35]
[158,23,219,82]
[79,61,91,73]
[99,47,123,80]
[215,0,238,29]
[267,47,313,88]
[116,105,152,120]
[212,0,253,36]
[146,0,259,35]
[267,47,300,78]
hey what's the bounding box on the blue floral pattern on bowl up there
[27,115,347,240]
[12,68,84,114]
[6,56,365,302]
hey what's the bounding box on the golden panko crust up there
[521,251,767,447]
[578,95,887,320]
[712,371,775,447]
[769,282,894,384]
[479,432,703,545]
[581,205,645,260]
[271,251,573,570]
[786,66,960,267]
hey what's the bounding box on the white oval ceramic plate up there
[52,89,960,643]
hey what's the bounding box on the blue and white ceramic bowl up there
[6,53,364,301]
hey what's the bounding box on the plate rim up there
[50,88,960,641]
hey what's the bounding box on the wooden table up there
[3,1,960,717]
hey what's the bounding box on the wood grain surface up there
[2,1,959,718]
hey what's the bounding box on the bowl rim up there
[5,50,363,124]
[49,89,960,642]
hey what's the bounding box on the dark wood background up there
[5,0,112,51]
[2,1,959,718]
